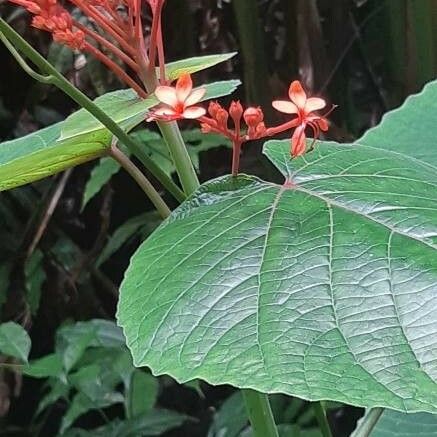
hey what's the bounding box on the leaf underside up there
[117,139,437,413]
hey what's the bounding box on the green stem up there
[242,389,279,437]
[0,18,185,204]
[157,121,200,195]
[109,145,170,218]
[312,402,333,437]
[352,408,384,437]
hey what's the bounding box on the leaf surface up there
[358,79,437,162]
[0,322,31,362]
[368,410,437,436]
[162,53,237,80]
[118,140,437,413]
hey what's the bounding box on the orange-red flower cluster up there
[147,73,334,174]
[9,0,85,49]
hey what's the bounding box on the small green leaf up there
[81,157,122,210]
[61,329,96,372]
[24,353,63,378]
[127,370,158,418]
[0,322,31,362]
[57,319,125,350]
[131,128,231,178]
[208,392,247,437]
[115,409,190,436]
[162,53,237,81]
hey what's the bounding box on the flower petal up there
[154,107,177,116]
[176,73,193,102]
[182,106,206,119]
[185,87,206,106]
[291,125,306,156]
[305,97,326,113]
[289,81,307,108]
[272,100,298,114]
[318,117,329,131]
[155,86,178,106]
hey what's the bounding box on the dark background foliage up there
[0,0,436,435]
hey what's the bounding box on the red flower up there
[272,80,329,156]
[9,0,86,49]
[148,74,206,121]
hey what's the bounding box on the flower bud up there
[200,123,212,134]
[243,107,264,128]
[216,108,229,128]
[229,100,243,122]
[256,122,267,137]
[208,101,223,119]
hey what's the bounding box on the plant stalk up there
[242,389,279,437]
[352,408,384,437]
[109,145,171,218]
[157,121,200,195]
[312,402,333,437]
[0,18,185,204]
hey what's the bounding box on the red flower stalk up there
[199,101,267,176]
[271,80,333,156]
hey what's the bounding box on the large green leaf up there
[367,410,437,436]
[118,139,437,413]
[358,79,437,162]
[0,122,108,191]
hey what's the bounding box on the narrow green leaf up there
[96,212,160,267]
[81,157,121,210]
[162,53,237,81]
[0,322,31,362]
[118,139,437,413]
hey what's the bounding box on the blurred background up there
[0,0,436,435]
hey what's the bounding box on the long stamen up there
[69,0,135,56]
[148,1,164,72]
[84,42,147,98]
[74,21,139,72]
